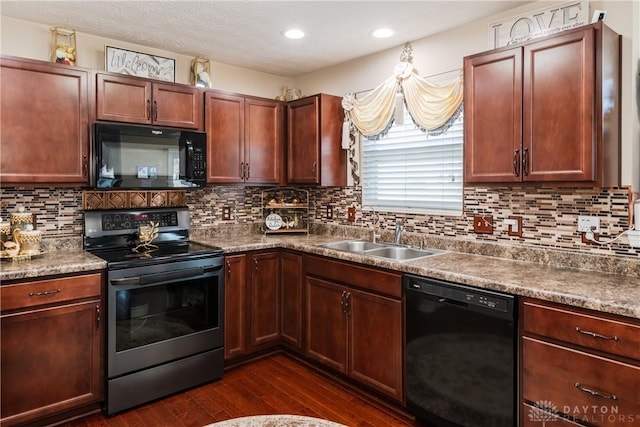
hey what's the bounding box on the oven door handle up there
[111,267,209,286]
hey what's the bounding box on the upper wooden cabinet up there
[205,91,284,184]
[0,56,90,185]
[464,23,620,186]
[287,94,346,186]
[96,73,203,129]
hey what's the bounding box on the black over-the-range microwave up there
[94,123,206,189]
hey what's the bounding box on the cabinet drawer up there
[1,273,102,311]
[522,337,640,426]
[304,255,401,298]
[522,300,640,360]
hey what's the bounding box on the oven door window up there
[115,276,218,352]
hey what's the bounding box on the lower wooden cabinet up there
[304,255,403,402]
[224,254,247,360]
[280,252,303,351]
[0,272,104,426]
[521,298,640,426]
[249,251,280,349]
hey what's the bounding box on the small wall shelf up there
[261,187,309,235]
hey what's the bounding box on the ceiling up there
[0,0,533,77]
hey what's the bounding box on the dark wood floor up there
[61,354,418,427]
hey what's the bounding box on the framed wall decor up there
[105,45,175,82]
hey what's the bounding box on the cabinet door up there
[523,27,595,182]
[1,300,103,426]
[224,254,247,360]
[245,98,283,184]
[249,252,280,348]
[205,92,245,183]
[1,57,90,184]
[287,96,320,184]
[304,276,347,373]
[152,82,203,130]
[96,73,153,125]
[464,48,522,183]
[280,252,302,349]
[349,289,403,401]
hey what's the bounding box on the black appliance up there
[94,123,206,189]
[84,207,224,415]
[404,274,517,427]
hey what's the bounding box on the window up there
[362,106,463,215]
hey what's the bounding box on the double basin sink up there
[319,240,444,262]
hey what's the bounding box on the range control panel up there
[101,211,178,231]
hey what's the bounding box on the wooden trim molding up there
[82,190,186,210]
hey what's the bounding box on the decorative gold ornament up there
[50,27,77,65]
[190,56,211,88]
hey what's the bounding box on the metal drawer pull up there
[29,289,61,297]
[574,382,617,400]
[576,327,619,341]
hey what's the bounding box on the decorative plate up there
[265,213,283,230]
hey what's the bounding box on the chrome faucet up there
[394,219,404,245]
[361,205,380,243]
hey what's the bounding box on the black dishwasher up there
[405,274,517,427]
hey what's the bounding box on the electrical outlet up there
[505,215,522,237]
[577,216,600,233]
[347,206,356,222]
[326,206,333,219]
[222,206,231,220]
[473,215,493,234]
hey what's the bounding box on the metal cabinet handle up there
[513,149,520,177]
[253,258,258,275]
[96,305,101,329]
[29,289,61,297]
[147,99,151,119]
[576,326,619,341]
[246,164,250,180]
[522,148,529,176]
[240,162,245,180]
[153,100,158,121]
[226,260,231,280]
[312,162,317,174]
[574,382,617,400]
[340,291,347,314]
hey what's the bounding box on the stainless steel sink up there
[321,240,384,253]
[364,246,442,261]
[319,240,444,262]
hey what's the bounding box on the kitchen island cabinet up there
[287,94,346,186]
[304,255,403,402]
[0,56,90,185]
[521,298,640,426]
[0,272,104,426]
[464,22,620,186]
[205,91,284,184]
[96,73,203,129]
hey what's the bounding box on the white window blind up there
[362,107,463,215]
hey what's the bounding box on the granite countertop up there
[1,233,638,320]
[0,250,106,282]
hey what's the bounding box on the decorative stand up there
[261,188,309,235]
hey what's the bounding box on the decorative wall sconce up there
[190,56,211,88]
[50,27,77,65]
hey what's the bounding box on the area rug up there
[205,415,347,427]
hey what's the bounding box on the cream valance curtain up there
[341,43,463,140]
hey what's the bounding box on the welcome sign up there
[105,46,175,82]
[488,1,589,48]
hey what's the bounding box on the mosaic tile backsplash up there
[1,185,637,259]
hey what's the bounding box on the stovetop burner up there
[90,241,223,269]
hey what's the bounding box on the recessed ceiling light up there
[283,29,305,39]
[371,28,394,38]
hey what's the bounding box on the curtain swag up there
[341,43,463,143]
